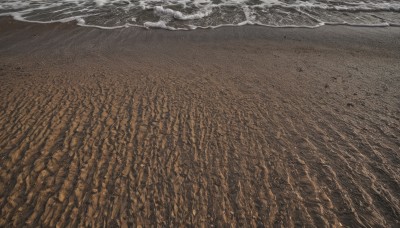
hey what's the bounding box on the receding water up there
[1,0,400,30]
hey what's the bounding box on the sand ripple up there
[0,22,399,227]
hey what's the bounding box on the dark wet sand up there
[0,17,399,227]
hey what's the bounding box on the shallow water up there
[0,0,400,29]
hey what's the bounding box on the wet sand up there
[0,17,399,227]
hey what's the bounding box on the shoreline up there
[1,16,399,227]
[1,15,399,53]
[1,14,400,31]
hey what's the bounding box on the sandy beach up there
[0,17,399,227]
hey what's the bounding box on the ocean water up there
[0,0,399,30]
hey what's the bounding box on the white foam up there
[75,17,85,25]
[154,6,211,20]
[94,0,109,7]
[143,20,180,30]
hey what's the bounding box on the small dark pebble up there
[15,67,22,70]
[297,67,303,72]
[347,103,354,107]
[324,84,329,89]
